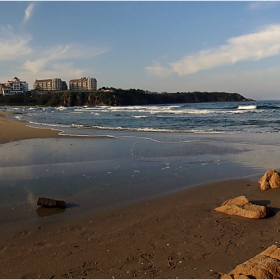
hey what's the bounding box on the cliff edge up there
[0,89,253,107]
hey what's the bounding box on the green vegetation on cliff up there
[0,88,253,107]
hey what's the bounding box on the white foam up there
[56,106,67,110]
[29,121,70,128]
[133,115,148,118]
[237,105,257,110]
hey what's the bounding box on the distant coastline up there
[0,88,253,107]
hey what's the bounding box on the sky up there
[1,1,280,100]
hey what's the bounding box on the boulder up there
[222,245,280,279]
[36,197,66,208]
[258,169,280,190]
[214,196,267,219]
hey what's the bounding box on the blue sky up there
[1,1,280,100]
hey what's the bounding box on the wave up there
[72,104,184,114]
[74,108,97,113]
[29,121,71,128]
[257,105,280,110]
[15,115,23,121]
[183,109,218,115]
[237,104,280,111]
[71,123,175,132]
[132,115,148,118]
[70,124,224,134]
[56,106,67,111]
[237,105,257,110]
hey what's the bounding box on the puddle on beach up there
[1,132,280,225]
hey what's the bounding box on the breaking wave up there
[237,105,257,110]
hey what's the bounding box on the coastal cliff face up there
[0,89,253,107]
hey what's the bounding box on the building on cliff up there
[69,77,97,91]
[33,78,68,91]
[0,77,28,96]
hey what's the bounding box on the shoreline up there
[0,112,114,144]
[0,112,64,144]
[1,111,280,278]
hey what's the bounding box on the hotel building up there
[0,77,28,95]
[69,77,97,90]
[33,78,68,91]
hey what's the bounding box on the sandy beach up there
[1,112,280,278]
[0,112,64,144]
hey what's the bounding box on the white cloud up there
[0,2,108,85]
[0,25,32,61]
[22,2,36,24]
[146,24,280,77]
[0,21,107,85]
[21,43,107,74]
[145,62,172,78]
[44,63,87,79]
[14,61,89,87]
[22,62,87,81]
[44,43,107,60]
[23,58,46,73]
[248,1,276,10]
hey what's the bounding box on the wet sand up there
[1,112,280,278]
[2,178,280,279]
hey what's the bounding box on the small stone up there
[36,197,66,208]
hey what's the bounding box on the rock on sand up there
[222,245,280,279]
[36,197,66,208]
[214,195,267,219]
[258,169,280,191]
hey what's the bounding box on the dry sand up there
[1,112,280,279]
[0,112,63,144]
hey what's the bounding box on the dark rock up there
[36,197,66,208]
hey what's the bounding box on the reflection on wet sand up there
[36,207,66,217]
[2,132,280,225]
[36,202,79,217]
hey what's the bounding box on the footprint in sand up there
[13,230,30,239]
[0,245,6,252]
[33,241,46,247]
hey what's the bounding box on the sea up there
[2,99,280,223]
[1,100,280,134]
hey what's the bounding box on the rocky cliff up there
[0,89,253,107]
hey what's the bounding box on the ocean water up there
[1,100,280,134]
[2,100,280,224]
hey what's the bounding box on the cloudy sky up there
[1,1,280,100]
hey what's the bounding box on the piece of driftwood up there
[36,197,66,208]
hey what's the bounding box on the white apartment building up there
[0,77,28,95]
[33,78,67,91]
[69,77,97,90]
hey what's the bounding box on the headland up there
[0,89,253,107]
